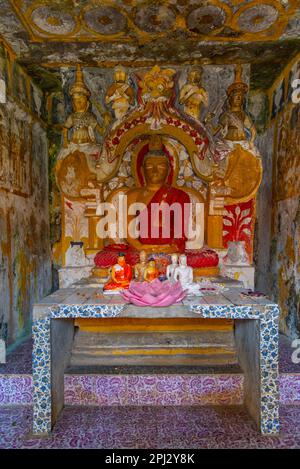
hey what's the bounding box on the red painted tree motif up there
[222,199,254,259]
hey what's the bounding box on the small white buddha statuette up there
[166,254,179,281]
[173,254,201,296]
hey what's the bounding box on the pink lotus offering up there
[121,279,186,307]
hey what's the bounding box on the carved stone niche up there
[55,65,262,276]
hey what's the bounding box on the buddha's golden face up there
[143,154,169,186]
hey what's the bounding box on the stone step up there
[74,318,234,332]
[69,352,238,367]
[72,330,236,348]
[70,329,238,367]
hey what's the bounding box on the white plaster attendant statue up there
[173,254,201,296]
[166,254,179,281]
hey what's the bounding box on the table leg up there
[32,316,51,435]
[32,317,74,434]
[235,318,261,428]
[51,319,74,428]
[259,307,280,434]
[235,309,279,434]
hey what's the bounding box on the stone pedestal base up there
[193,266,220,279]
[91,267,110,283]
[222,265,255,289]
[91,265,220,282]
[58,266,93,289]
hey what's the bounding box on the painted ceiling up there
[0,0,300,90]
[7,0,299,43]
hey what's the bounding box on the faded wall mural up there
[0,41,51,346]
[271,57,300,338]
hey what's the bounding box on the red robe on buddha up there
[139,185,191,252]
[104,261,132,291]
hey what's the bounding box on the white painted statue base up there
[103,289,125,295]
[58,266,93,289]
[222,265,255,290]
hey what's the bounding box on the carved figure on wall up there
[0,103,31,196]
[0,107,8,183]
[10,118,21,187]
[62,65,98,148]
[105,65,134,122]
[179,69,208,121]
[208,65,262,204]
[56,65,120,197]
[103,65,210,172]
[213,65,257,156]
[58,152,92,199]
[136,65,176,129]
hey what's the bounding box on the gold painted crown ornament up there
[139,65,176,99]
[145,135,166,158]
[227,65,248,96]
[70,64,90,97]
[149,134,163,152]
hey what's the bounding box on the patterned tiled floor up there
[0,334,299,448]
[0,405,300,449]
[0,339,32,374]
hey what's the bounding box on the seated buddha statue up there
[144,259,159,282]
[125,136,191,253]
[103,253,132,292]
[134,250,148,282]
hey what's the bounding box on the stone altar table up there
[32,281,279,435]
